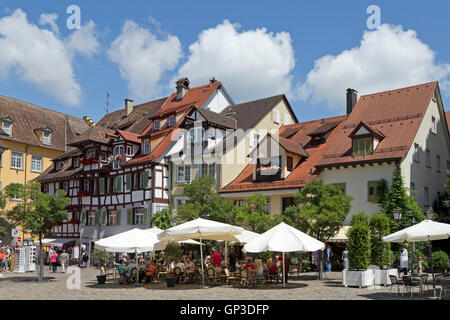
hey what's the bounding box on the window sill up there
[31,170,42,173]
[10,167,24,171]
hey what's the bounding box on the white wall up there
[204,88,232,114]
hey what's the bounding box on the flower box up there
[342,269,375,288]
[259,165,280,176]
[77,190,88,197]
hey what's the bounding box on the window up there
[251,132,260,148]
[106,177,111,194]
[234,200,246,207]
[333,183,347,194]
[43,131,52,145]
[42,184,49,194]
[431,116,437,134]
[436,155,441,172]
[177,165,191,183]
[152,120,160,131]
[108,210,117,226]
[113,175,123,193]
[143,140,150,155]
[200,164,216,178]
[73,157,80,168]
[426,149,431,168]
[175,199,186,209]
[272,110,280,124]
[2,120,12,136]
[368,181,381,203]
[265,199,271,214]
[88,211,96,226]
[134,208,144,225]
[83,180,90,193]
[9,183,22,201]
[63,182,68,194]
[189,128,205,145]
[113,145,125,169]
[168,116,176,127]
[10,152,23,170]
[413,143,420,162]
[424,187,429,206]
[139,171,149,189]
[55,161,64,171]
[126,146,132,156]
[133,173,139,190]
[287,156,293,172]
[353,137,372,156]
[86,149,96,159]
[31,155,43,172]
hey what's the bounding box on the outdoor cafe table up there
[410,274,429,295]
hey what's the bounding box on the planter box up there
[342,270,374,288]
[374,269,398,286]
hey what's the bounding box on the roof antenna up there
[105,91,110,114]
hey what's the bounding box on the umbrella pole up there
[282,252,286,288]
[428,238,437,299]
[199,234,205,288]
[136,249,139,284]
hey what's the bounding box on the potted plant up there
[369,214,397,286]
[92,249,110,285]
[162,241,183,287]
[343,214,374,288]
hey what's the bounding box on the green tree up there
[0,226,6,239]
[381,165,425,231]
[176,175,236,224]
[4,181,71,281]
[369,214,392,268]
[283,180,352,241]
[235,193,280,233]
[348,215,370,270]
[435,173,450,224]
[151,208,173,230]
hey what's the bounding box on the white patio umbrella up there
[146,228,206,251]
[157,218,244,287]
[383,220,450,298]
[243,222,325,287]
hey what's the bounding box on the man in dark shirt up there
[228,247,237,272]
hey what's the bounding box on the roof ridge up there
[360,81,438,98]
[231,94,284,108]
[283,114,347,127]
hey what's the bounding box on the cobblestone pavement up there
[0,267,437,300]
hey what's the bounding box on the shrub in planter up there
[348,215,370,270]
[431,250,449,272]
[369,214,391,268]
[162,241,183,287]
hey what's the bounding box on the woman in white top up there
[255,259,264,280]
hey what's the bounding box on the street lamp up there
[393,208,416,275]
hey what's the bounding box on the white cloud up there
[0,9,81,106]
[0,9,100,106]
[65,20,99,59]
[298,24,450,110]
[175,20,296,102]
[39,13,59,34]
[107,20,182,101]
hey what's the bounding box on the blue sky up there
[0,0,449,122]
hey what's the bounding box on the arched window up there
[113,145,125,169]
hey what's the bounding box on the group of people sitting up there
[241,256,286,284]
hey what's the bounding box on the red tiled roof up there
[116,130,141,144]
[316,81,438,168]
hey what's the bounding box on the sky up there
[0,0,449,123]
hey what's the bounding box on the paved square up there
[1,267,441,300]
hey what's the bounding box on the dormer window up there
[142,140,150,155]
[168,116,176,127]
[55,161,64,171]
[153,120,161,131]
[86,149,96,159]
[1,117,13,137]
[113,145,125,169]
[42,130,52,145]
[73,157,80,168]
[126,145,133,156]
[349,121,384,157]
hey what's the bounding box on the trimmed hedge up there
[348,215,370,270]
[369,214,392,268]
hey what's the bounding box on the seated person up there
[267,258,277,274]
[145,259,158,280]
[243,258,256,271]
[125,259,138,278]
[117,260,127,284]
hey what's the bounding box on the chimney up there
[176,78,190,101]
[125,99,134,117]
[209,77,217,87]
[346,88,358,115]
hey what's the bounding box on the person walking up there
[50,250,59,273]
[399,243,409,276]
[60,250,68,273]
[0,249,5,272]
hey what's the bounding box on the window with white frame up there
[63,181,68,193]
[42,131,52,145]
[9,183,22,201]
[113,145,125,169]
[413,143,420,162]
[234,200,246,207]
[86,149,96,159]
[272,110,280,124]
[143,140,150,155]
[152,120,160,131]
[126,145,132,156]
[431,116,437,134]
[55,161,64,171]
[108,210,117,226]
[73,157,80,168]
[134,208,144,225]
[177,165,191,183]
[2,120,12,136]
[113,175,123,193]
[168,116,176,127]
[250,131,261,148]
[265,199,271,214]
[83,180,90,193]
[31,155,43,172]
[88,211,96,226]
[436,155,441,172]
[10,152,23,170]
[426,149,431,168]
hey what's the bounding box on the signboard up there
[11,229,20,237]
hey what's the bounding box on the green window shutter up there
[81,211,86,226]
[102,210,107,226]
[126,174,131,191]
[143,171,149,189]
[116,210,121,226]
[99,178,105,194]
[115,176,120,193]
[144,207,149,225]
[127,209,133,225]
[94,211,98,226]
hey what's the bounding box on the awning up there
[327,226,351,243]
[41,238,77,247]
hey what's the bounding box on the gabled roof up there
[68,126,116,146]
[0,95,90,152]
[36,155,83,181]
[316,81,439,168]
[116,130,141,144]
[195,107,237,129]
[348,121,385,139]
[220,94,298,131]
